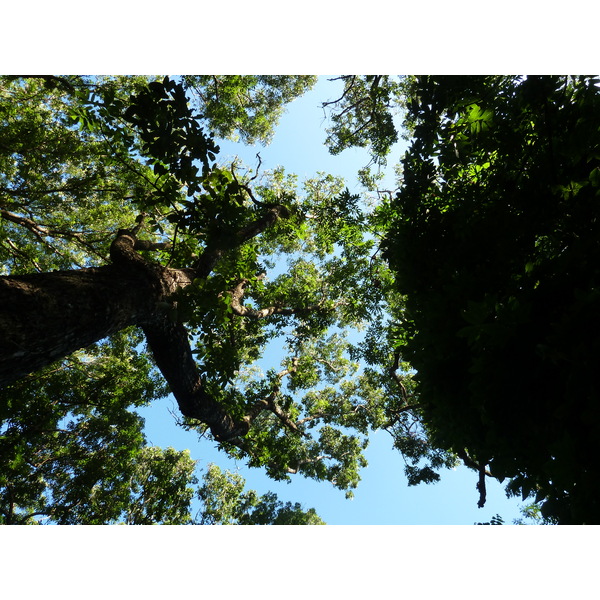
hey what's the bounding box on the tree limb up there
[192,204,291,277]
[476,464,487,509]
[142,319,249,441]
[223,278,316,319]
[127,204,293,440]
[9,75,76,93]
[389,351,409,403]
[322,76,357,107]
[456,448,492,508]
[243,358,304,435]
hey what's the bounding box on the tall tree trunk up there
[1,265,152,385]
[0,230,188,387]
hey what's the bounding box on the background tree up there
[381,75,600,523]
[196,464,324,524]
[183,75,317,145]
[321,75,409,161]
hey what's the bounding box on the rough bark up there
[0,230,187,387]
[1,265,150,385]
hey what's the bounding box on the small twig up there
[230,160,266,207]
[249,153,262,183]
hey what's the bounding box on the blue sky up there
[139,76,528,525]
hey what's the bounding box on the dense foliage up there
[183,75,317,145]
[322,75,408,160]
[383,76,600,523]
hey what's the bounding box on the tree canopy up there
[1,75,599,524]
[382,75,600,524]
[0,75,436,524]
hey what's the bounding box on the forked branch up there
[223,277,332,321]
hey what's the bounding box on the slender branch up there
[14,75,76,93]
[263,394,305,436]
[344,113,377,140]
[249,153,262,183]
[0,208,106,263]
[286,455,331,475]
[5,483,15,524]
[322,76,357,107]
[332,95,371,120]
[164,220,180,267]
[0,177,101,199]
[287,448,356,479]
[211,76,220,104]
[313,356,344,373]
[382,352,424,430]
[230,173,263,207]
[224,272,341,322]
[244,358,303,435]
[3,238,43,272]
[297,403,366,427]
[223,278,316,319]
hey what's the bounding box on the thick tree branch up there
[133,239,171,252]
[192,204,290,278]
[476,465,487,509]
[109,206,295,442]
[142,319,249,441]
[109,205,297,443]
[234,204,291,244]
[104,227,246,442]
